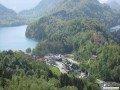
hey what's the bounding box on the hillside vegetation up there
[26,0,120,83]
[22,0,120,27]
[19,0,62,23]
[0,50,99,90]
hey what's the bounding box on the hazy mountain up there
[25,0,117,40]
[50,0,112,19]
[26,0,120,28]
[0,0,41,13]
[19,0,117,25]
[0,4,24,27]
[106,0,120,9]
[0,4,16,16]
[19,0,61,18]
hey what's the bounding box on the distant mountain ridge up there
[0,4,16,16]
[19,0,62,18]
[106,0,120,9]
[19,0,120,25]
[0,4,24,27]
[25,0,120,41]
[26,0,120,28]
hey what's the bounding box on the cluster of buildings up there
[44,54,63,66]
[44,54,89,78]
[99,81,120,90]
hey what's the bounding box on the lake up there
[0,25,38,52]
[110,25,120,32]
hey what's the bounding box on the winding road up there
[56,61,67,74]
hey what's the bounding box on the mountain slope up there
[106,0,120,9]
[19,0,63,19]
[26,0,120,41]
[0,4,16,16]
[19,0,120,26]
[27,17,120,82]
[25,0,120,82]
[0,4,24,27]
[50,0,120,26]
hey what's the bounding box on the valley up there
[0,0,120,90]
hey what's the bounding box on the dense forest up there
[0,50,99,90]
[26,0,120,41]
[24,0,120,27]
[110,29,120,44]
[26,17,120,83]
[25,0,120,84]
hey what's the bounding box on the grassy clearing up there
[50,67,61,76]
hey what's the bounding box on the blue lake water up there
[0,25,38,52]
[110,25,120,32]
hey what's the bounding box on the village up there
[44,54,90,78]
[16,50,120,90]
[44,54,120,90]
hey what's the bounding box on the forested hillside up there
[19,0,62,23]
[26,17,120,82]
[52,0,120,27]
[26,0,120,41]
[19,0,120,26]
[0,4,24,27]
[110,29,120,44]
[25,0,120,84]
[0,50,99,90]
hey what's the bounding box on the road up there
[66,58,79,65]
[56,61,67,74]
[55,58,79,74]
